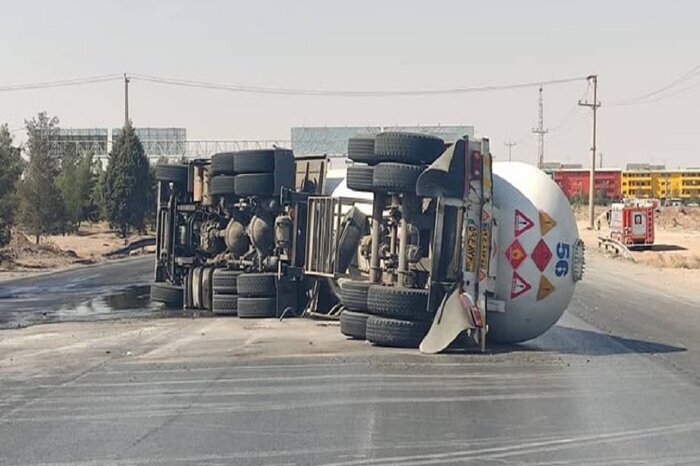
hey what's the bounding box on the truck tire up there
[201,267,214,311]
[346,165,374,192]
[237,296,277,318]
[340,310,369,339]
[233,150,275,173]
[337,207,368,273]
[212,294,238,316]
[210,152,236,176]
[192,267,204,309]
[234,173,274,197]
[155,164,188,185]
[211,175,237,196]
[375,132,445,165]
[367,285,430,320]
[340,280,372,311]
[372,162,423,194]
[348,135,378,164]
[212,269,242,294]
[184,268,195,309]
[150,282,183,308]
[237,273,276,297]
[366,316,429,348]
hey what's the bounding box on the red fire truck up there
[609,202,655,249]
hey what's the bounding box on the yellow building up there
[678,170,700,199]
[621,171,653,198]
[622,170,700,200]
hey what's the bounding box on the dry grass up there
[0,223,150,276]
[637,252,700,269]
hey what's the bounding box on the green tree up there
[0,125,23,247]
[17,112,66,244]
[57,150,99,231]
[103,121,150,237]
[144,163,158,230]
[91,166,107,221]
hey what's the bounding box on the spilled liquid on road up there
[0,284,188,329]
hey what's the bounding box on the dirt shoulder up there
[577,205,700,270]
[0,223,153,282]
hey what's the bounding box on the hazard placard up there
[531,239,553,272]
[536,275,556,301]
[539,210,557,236]
[510,271,532,299]
[514,209,534,237]
[505,239,527,269]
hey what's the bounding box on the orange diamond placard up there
[539,210,557,236]
[505,239,527,269]
[537,275,556,301]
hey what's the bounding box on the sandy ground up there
[0,223,151,281]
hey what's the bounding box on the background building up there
[553,168,622,201]
[622,170,700,200]
[549,167,700,202]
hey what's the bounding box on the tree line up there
[0,112,156,247]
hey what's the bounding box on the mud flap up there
[419,285,476,354]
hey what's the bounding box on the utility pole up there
[124,73,130,126]
[504,140,517,162]
[579,75,600,229]
[532,86,548,168]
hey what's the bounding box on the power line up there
[614,79,700,106]
[0,74,122,92]
[130,73,588,97]
[606,63,700,106]
[549,81,590,132]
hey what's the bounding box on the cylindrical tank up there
[489,162,582,343]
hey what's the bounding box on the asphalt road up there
[0,255,157,329]
[2,253,700,465]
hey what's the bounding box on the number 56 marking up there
[555,242,570,277]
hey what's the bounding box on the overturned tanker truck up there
[150,132,584,353]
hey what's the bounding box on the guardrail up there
[597,236,636,262]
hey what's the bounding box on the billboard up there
[51,128,109,156]
[112,127,186,157]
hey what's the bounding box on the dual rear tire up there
[339,281,431,348]
[346,132,445,196]
[211,269,241,316]
[237,273,278,318]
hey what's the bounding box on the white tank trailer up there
[329,140,584,352]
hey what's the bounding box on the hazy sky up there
[1,0,699,168]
